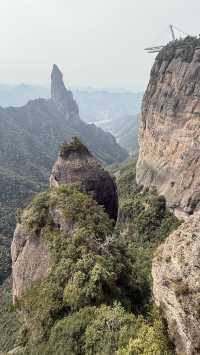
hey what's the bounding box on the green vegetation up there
[113,159,180,302]
[0,97,127,280]
[0,278,19,352]
[0,168,46,285]
[60,137,90,159]
[0,159,180,354]
[17,186,151,338]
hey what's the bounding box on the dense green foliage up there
[17,186,151,344]
[13,171,176,354]
[0,278,20,352]
[0,159,180,354]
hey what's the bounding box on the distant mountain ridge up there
[0,82,142,152]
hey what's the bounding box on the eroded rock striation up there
[11,141,118,301]
[50,138,118,222]
[152,212,200,355]
[137,37,200,218]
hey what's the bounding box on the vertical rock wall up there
[137,38,200,218]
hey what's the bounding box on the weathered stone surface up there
[152,212,200,355]
[11,223,50,302]
[136,39,200,218]
[50,140,118,222]
[11,204,76,302]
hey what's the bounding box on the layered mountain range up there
[0,82,142,153]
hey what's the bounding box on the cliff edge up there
[137,37,200,219]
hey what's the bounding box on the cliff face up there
[152,213,200,355]
[137,37,200,355]
[11,141,118,301]
[137,37,200,218]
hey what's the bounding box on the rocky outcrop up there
[152,212,200,355]
[11,140,118,301]
[11,223,50,302]
[50,138,118,222]
[11,201,79,302]
[136,37,200,218]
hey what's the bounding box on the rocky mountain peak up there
[51,64,79,121]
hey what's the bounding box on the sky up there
[0,0,200,91]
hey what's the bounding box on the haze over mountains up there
[0,82,142,152]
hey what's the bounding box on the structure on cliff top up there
[145,24,190,53]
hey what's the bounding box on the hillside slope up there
[0,84,142,153]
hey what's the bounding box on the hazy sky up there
[0,0,200,90]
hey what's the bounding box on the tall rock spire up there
[51,64,79,121]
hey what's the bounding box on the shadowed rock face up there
[136,38,200,218]
[152,212,200,355]
[50,139,118,222]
